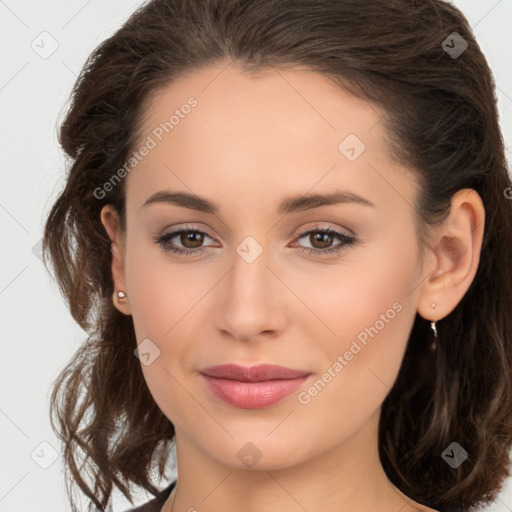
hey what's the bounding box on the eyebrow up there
[141,189,375,214]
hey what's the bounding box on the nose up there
[213,243,288,343]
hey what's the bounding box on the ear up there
[417,188,485,322]
[100,204,131,315]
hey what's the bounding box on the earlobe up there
[100,205,132,316]
[417,188,485,322]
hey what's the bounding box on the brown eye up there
[308,231,335,249]
[179,231,205,249]
[294,226,357,256]
[155,228,215,256]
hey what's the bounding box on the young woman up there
[42,1,512,511]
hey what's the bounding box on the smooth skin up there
[101,61,484,512]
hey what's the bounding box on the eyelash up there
[154,224,357,257]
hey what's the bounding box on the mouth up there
[200,363,311,381]
[199,363,312,409]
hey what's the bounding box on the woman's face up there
[103,62,430,472]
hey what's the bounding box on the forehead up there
[125,62,415,216]
[136,62,383,152]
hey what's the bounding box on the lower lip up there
[200,374,311,409]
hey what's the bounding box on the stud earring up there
[114,290,127,303]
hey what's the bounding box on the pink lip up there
[200,363,312,409]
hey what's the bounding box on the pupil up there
[313,232,332,248]
[182,231,203,248]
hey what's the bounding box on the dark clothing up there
[124,481,176,512]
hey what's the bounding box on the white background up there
[1,0,511,510]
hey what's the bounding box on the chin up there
[203,437,312,472]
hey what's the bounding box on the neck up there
[162,408,425,512]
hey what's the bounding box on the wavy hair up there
[42,0,512,510]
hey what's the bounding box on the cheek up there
[296,241,418,431]
[295,239,416,354]
[125,245,217,420]
[125,240,215,339]
[291,287,415,449]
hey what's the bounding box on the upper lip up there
[200,363,311,382]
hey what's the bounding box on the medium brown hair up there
[42,0,512,510]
